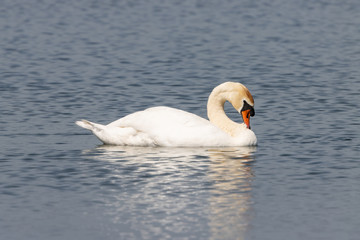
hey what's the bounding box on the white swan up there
[76,82,257,147]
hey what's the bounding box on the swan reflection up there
[84,145,256,239]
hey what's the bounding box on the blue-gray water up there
[1,0,359,239]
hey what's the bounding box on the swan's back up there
[108,107,232,146]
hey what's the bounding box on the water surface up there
[1,0,359,239]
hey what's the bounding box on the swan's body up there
[76,82,257,147]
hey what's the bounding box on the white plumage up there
[76,82,257,147]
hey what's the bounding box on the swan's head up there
[210,82,255,129]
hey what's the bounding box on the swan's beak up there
[241,109,251,129]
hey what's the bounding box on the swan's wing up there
[108,107,209,129]
[107,106,231,146]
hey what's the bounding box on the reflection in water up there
[83,145,256,239]
[207,148,255,240]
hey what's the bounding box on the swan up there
[76,82,257,147]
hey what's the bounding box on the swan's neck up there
[207,92,242,136]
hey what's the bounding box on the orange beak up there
[241,109,251,129]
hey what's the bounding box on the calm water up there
[1,0,360,239]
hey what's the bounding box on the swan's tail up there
[75,119,105,132]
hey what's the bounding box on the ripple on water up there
[1,0,360,239]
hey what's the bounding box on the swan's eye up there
[241,100,255,116]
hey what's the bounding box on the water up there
[1,0,359,239]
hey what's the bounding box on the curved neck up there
[207,92,240,136]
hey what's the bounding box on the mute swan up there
[76,82,257,147]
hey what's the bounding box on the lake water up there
[1,0,359,239]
